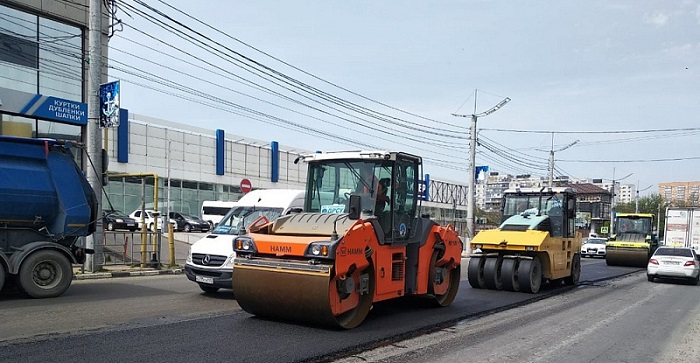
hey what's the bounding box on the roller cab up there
[606,213,657,267]
[232,151,462,329]
[469,187,582,293]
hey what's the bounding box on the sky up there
[108,0,700,196]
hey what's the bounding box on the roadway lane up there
[0,257,643,363]
[335,271,700,363]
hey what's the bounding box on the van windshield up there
[212,206,284,235]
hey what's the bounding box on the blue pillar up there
[216,129,225,175]
[423,174,430,200]
[117,108,128,163]
[271,141,279,182]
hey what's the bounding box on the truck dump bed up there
[0,136,97,247]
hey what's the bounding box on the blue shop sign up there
[0,87,87,126]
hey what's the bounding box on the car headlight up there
[222,252,236,268]
[186,248,193,263]
[115,218,123,223]
[233,236,257,253]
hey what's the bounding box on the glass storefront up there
[104,176,244,218]
[0,3,83,141]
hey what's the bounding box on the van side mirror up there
[348,195,361,220]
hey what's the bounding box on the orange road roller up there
[232,151,462,329]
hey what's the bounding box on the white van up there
[185,189,305,293]
[201,200,238,228]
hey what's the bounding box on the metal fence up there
[101,231,164,267]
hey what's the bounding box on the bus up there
[201,201,238,228]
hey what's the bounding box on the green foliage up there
[614,193,668,236]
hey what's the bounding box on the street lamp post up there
[452,91,510,239]
[609,168,633,230]
[635,182,653,213]
[539,133,579,187]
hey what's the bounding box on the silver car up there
[647,247,700,284]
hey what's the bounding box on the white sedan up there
[647,247,700,284]
[581,237,607,258]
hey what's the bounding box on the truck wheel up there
[501,258,520,292]
[199,284,219,294]
[517,257,542,294]
[484,257,504,290]
[564,254,581,286]
[467,256,486,289]
[18,250,72,298]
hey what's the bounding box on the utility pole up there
[609,168,633,232]
[452,90,510,238]
[544,133,579,187]
[635,183,653,213]
[84,0,103,272]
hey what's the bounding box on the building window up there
[0,3,84,140]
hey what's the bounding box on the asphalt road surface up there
[0,258,648,363]
[335,270,700,363]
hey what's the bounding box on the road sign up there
[240,178,252,194]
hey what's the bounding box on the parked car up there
[128,209,176,231]
[647,247,700,284]
[103,210,138,231]
[581,237,607,258]
[169,212,210,232]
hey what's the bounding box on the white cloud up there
[645,11,670,26]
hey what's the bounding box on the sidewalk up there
[73,264,184,280]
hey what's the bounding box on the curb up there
[73,268,184,280]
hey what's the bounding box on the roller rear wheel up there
[564,254,581,286]
[517,257,542,294]
[428,249,460,306]
[467,256,486,289]
[484,257,504,290]
[501,258,520,292]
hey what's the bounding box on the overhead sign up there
[240,178,252,194]
[100,80,120,128]
[0,87,87,126]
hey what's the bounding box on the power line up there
[149,0,466,131]
[559,156,700,163]
[481,127,700,134]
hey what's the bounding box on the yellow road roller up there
[232,151,462,329]
[469,187,581,293]
[605,213,657,267]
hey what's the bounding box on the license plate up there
[664,261,680,265]
[195,276,214,284]
[127,223,136,226]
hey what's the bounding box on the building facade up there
[659,181,700,206]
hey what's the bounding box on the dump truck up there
[232,151,462,329]
[468,187,581,293]
[0,136,98,298]
[663,207,700,251]
[605,213,657,267]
